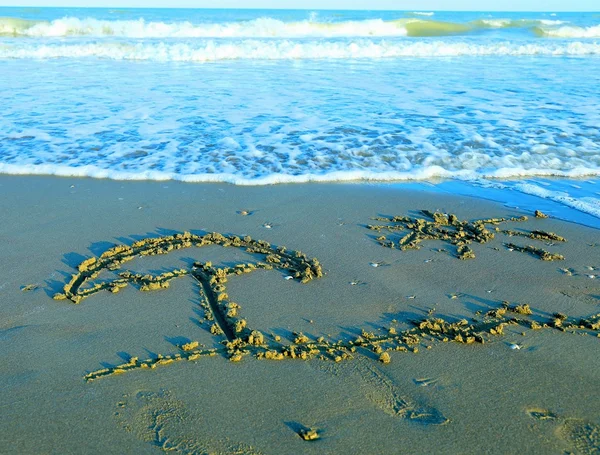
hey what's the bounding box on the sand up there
[1,175,599,454]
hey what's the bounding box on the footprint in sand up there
[527,407,600,455]
[114,389,262,455]
[314,358,448,426]
[352,359,449,426]
[557,286,600,306]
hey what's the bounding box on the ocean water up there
[1,8,599,225]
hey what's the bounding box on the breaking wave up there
[0,16,410,38]
[1,162,599,186]
[534,24,600,38]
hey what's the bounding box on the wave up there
[0,15,590,39]
[0,16,411,38]
[1,162,599,187]
[534,24,600,38]
[1,40,598,61]
[3,162,600,224]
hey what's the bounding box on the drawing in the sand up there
[367,210,566,261]
[52,221,599,382]
[53,231,328,379]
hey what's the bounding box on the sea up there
[1,8,599,227]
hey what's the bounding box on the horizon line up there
[0,6,599,13]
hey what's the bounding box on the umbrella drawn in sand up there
[53,231,331,380]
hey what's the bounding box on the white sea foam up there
[538,19,567,25]
[1,40,599,62]
[477,19,513,27]
[0,162,598,186]
[409,12,435,16]
[512,182,600,218]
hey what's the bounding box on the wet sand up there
[1,175,599,454]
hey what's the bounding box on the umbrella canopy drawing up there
[54,231,330,380]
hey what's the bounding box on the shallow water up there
[1,8,599,225]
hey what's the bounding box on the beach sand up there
[1,175,599,454]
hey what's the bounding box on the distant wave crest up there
[0,16,410,38]
[0,15,594,39]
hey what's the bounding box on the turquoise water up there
[0,8,599,223]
